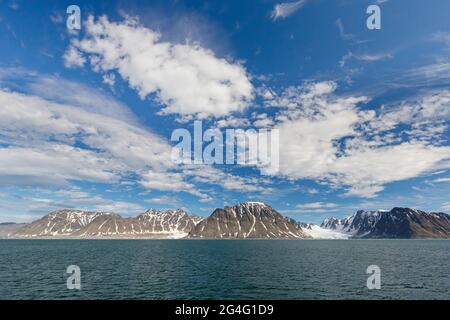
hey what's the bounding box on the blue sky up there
[0,0,450,224]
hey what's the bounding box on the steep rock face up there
[72,214,143,236]
[189,202,309,239]
[137,209,202,234]
[366,208,450,239]
[320,217,342,230]
[321,210,386,236]
[321,208,450,239]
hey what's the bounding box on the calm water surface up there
[0,240,448,299]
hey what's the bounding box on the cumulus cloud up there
[64,15,253,119]
[271,1,307,21]
[183,166,272,194]
[0,76,266,199]
[330,143,450,197]
[262,81,450,198]
[0,68,136,123]
[0,89,172,186]
[215,116,250,128]
[0,145,119,187]
[63,47,86,68]
[139,170,204,198]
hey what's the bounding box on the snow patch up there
[302,225,351,239]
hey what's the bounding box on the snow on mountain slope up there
[320,208,450,239]
[14,208,203,237]
[301,224,351,239]
[189,202,309,239]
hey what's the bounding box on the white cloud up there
[63,47,86,68]
[0,145,119,187]
[145,195,179,205]
[271,1,307,21]
[431,32,450,45]
[262,81,450,198]
[373,90,450,131]
[65,15,253,119]
[336,18,354,40]
[0,186,147,222]
[432,177,450,183]
[407,61,450,83]
[93,201,144,214]
[0,89,173,187]
[252,113,274,128]
[183,166,271,194]
[440,202,450,211]
[296,202,338,209]
[0,78,266,199]
[402,33,450,85]
[339,52,393,67]
[24,73,136,122]
[215,116,250,128]
[331,143,450,198]
[102,73,116,86]
[139,170,204,198]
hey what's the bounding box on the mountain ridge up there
[320,207,450,239]
[5,205,450,239]
[189,202,309,239]
[13,208,203,238]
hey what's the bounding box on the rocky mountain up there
[14,209,203,238]
[189,202,309,239]
[0,222,27,238]
[10,205,450,239]
[320,210,386,236]
[320,208,450,239]
[14,209,108,236]
[137,209,203,234]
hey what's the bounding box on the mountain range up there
[320,207,450,239]
[2,203,449,239]
[189,202,308,238]
[12,208,202,238]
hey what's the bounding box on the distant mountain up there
[189,202,309,239]
[14,209,202,238]
[320,208,450,239]
[15,209,108,236]
[0,222,27,238]
[10,205,450,239]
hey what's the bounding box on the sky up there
[0,0,450,224]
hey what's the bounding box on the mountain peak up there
[189,203,308,239]
[15,208,200,238]
[241,201,266,206]
[229,202,268,209]
[321,207,450,239]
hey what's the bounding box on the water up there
[0,240,448,299]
